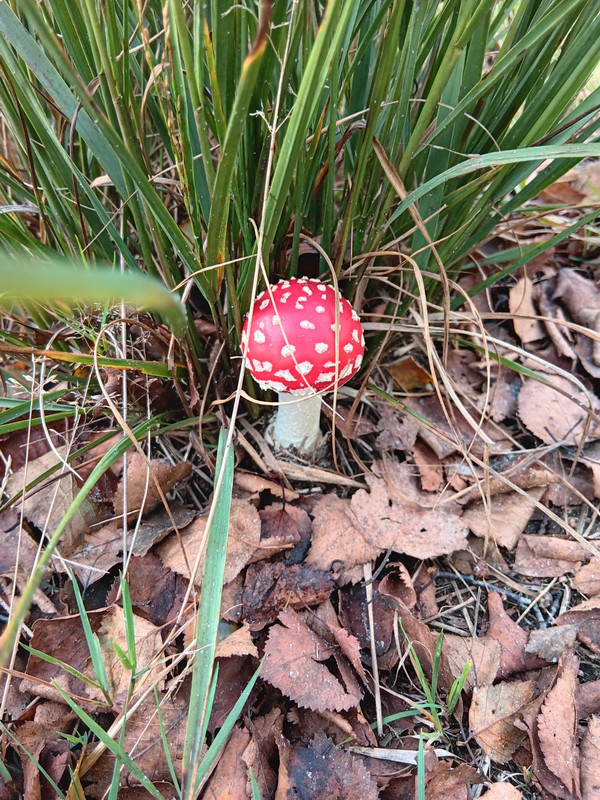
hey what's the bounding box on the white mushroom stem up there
[266,392,323,454]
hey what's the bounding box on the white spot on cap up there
[355,353,363,370]
[302,285,313,295]
[315,343,328,354]
[279,281,291,289]
[351,309,359,321]
[258,379,289,392]
[280,292,291,303]
[340,363,353,379]
[272,315,280,326]
[352,329,359,342]
[361,333,365,347]
[274,369,295,381]
[241,329,248,345]
[324,361,336,367]
[343,343,353,353]
[316,372,335,383]
[251,359,272,373]
[296,361,314,375]
[254,330,266,343]
[259,299,270,310]
[300,320,315,330]
[316,306,326,313]
[281,344,296,357]
[316,284,326,291]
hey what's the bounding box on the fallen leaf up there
[351,461,468,559]
[0,508,38,576]
[509,276,545,344]
[375,401,420,451]
[158,498,261,586]
[573,558,600,596]
[215,624,258,659]
[261,607,360,712]
[526,625,578,664]
[82,679,190,797]
[463,487,545,550]
[114,453,191,523]
[242,561,333,626]
[203,725,252,800]
[469,680,536,764]
[21,606,164,712]
[70,504,196,585]
[581,715,600,800]
[443,634,501,691]
[537,653,580,799]
[426,759,483,800]
[515,535,589,578]
[486,591,531,679]
[389,356,433,390]
[305,494,381,581]
[279,733,379,800]
[255,502,310,562]
[410,439,444,492]
[518,375,599,446]
[5,447,100,555]
[556,597,600,653]
[234,471,300,501]
[481,783,523,799]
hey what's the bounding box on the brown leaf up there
[375,402,420,452]
[158,498,261,586]
[526,625,578,664]
[242,561,333,626]
[426,759,483,800]
[487,591,531,679]
[215,624,258,659]
[5,447,100,555]
[410,439,444,492]
[443,634,501,691]
[280,733,379,800]
[305,494,381,580]
[573,558,600,596]
[481,784,523,799]
[581,715,600,800]
[255,502,310,562]
[234,471,299,501]
[0,508,38,577]
[261,607,360,712]
[114,453,191,523]
[351,461,468,559]
[389,357,433,390]
[537,652,580,799]
[515,535,588,578]
[463,487,545,551]
[509,277,545,344]
[82,680,190,797]
[556,597,600,654]
[203,725,252,800]
[70,504,196,584]
[469,680,536,764]
[21,606,164,712]
[518,375,600,446]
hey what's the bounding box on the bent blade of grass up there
[0,416,159,669]
[182,426,234,799]
[387,142,600,228]
[0,255,187,338]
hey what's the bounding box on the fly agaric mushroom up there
[241,277,365,454]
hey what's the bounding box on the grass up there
[1,0,600,795]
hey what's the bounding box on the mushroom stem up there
[266,392,323,454]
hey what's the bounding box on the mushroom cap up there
[241,278,365,396]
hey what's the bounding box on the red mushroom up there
[241,277,365,453]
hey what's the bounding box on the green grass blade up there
[0,255,187,337]
[181,427,234,799]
